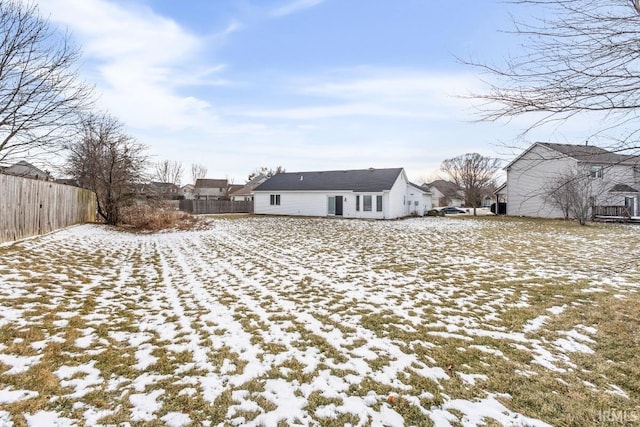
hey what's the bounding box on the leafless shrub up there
[119,203,198,232]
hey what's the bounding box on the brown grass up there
[119,203,198,232]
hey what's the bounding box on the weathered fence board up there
[179,199,253,214]
[0,174,96,243]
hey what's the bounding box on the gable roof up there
[3,160,51,180]
[494,182,507,194]
[229,175,268,197]
[195,179,228,189]
[254,168,404,192]
[538,142,635,163]
[227,184,243,193]
[409,181,429,194]
[610,184,639,193]
[506,142,637,169]
[425,180,462,198]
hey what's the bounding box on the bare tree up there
[441,153,501,215]
[0,0,93,165]
[248,166,285,181]
[465,0,640,152]
[545,167,598,225]
[65,112,147,225]
[544,174,573,220]
[191,163,208,184]
[154,160,183,185]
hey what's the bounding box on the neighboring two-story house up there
[422,180,465,208]
[501,142,640,218]
[194,179,228,200]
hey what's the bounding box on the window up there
[590,165,603,178]
[414,201,419,206]
[363,195,372,211]
[270,194,280,205]
[376,195,382,212]
[356,195,360,211]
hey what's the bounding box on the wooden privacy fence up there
[179,199,253,214]
[0,174,96,243]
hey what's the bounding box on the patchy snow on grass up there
[55,361,103,398]
[130,389,164,422]
[0,411,11,426]
[0,388,38,404]
[0,354,41,375]
[161,411,192,427]
[0,217,637,425]
[25,411,75,426]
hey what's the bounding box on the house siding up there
[254,191,392,218]
[506,144,576,217]
[506,144,640,217]
[429,187,444,208]
[406,183,429,216]
[590,164,638,209]
[253,168,428,220]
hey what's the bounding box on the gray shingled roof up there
[610,184,639,193]
[195,179,228,188]
[3,160,50,179]
[254,168,404,192]
[539,143,636,164]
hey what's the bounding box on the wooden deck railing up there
[592,205,632,219]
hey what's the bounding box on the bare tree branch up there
[190,163,207,184]
[464,0,640,152]
[65,112,147,225]
[441,153,501,215]
[0,0,93,165]
[247,166,285,181]
[154,160,183,186]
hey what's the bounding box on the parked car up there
[440,207,467,214]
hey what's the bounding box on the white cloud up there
[30,2,525,183]
[271,0,325,17]
[240,70,482,121]
[37,0,232,131]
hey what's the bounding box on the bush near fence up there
[179,199,253,215]
[0,173,96,243]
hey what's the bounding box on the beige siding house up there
[194,179,228,200]
[423,180,464,208]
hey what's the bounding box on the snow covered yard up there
[0,216,638,426]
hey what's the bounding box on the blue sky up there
[36,0,593,184]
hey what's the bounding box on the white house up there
[229,174,268,202]
[503,142,640,218]
[422,180,464,208]
[180,184,195,200]
[253,168,431,219]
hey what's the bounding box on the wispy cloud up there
[37,0,235,131]
[241,69,482,121]
[271,0,325,17]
